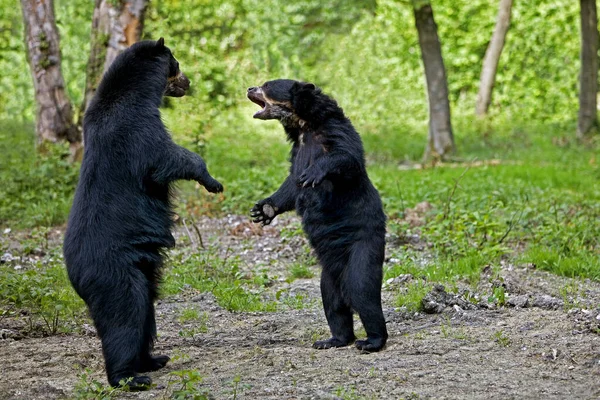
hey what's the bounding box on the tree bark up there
[20,0,81,156]
[81,0,148,112]
[413,3,455,161]
[578,0,599,137]
[476,0,513,116]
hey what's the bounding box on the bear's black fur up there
[248,79,388,352]
[63,38,223,389]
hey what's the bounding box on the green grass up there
[286,262,315,283]
[162,248,278,312]
[0,246,87,335]
[0,121,78,228]
[1,109,599,324]
[394,281,432,312]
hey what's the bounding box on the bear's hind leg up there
[137,302,170,373]
[92,270,153,390]
[313,266,355,349]
[346,241,388,352]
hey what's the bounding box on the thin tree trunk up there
[20,0,81,157]
[578,0,599,137]
[413,3,455,161]
[476,0,513,116]
[81,0,148,113]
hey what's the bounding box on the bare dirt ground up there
[1,215,599,399]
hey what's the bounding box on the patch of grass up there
[333,386,373,400]
[286,262,315,283]
[2,108,599,294]
[395,281,431,312]
[493,330,511,347]
[521,246,600,280]
[0,258,86,335]
[559,282,583,310]
[178,307,201,323]
[278,292,314,310]
[488,286,507,307]
[73,369,124,399]
[178,309,209,337]
[230,374,251,400]
[0,121,79,229]
[167,369,210,400]
[163,249,277,312]
[439,316,471,341]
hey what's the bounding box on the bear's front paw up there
[202,178,224,193]
[299,166,326,188]
[250,199,277,226]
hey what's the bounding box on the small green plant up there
[559,282,582,310]
[178,308,200,323]
[278,292,314,310]
[178,311,209,337]
[488,286,506,307]
[230,375,251,400]
[167,369,209,400]
[73,369,122,399]
[0,262,86,335]
[286,262,314,283]
[493,330,511,347]
[334,385,369,400]
[395,281,431,312]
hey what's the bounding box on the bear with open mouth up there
[248,79,388,352]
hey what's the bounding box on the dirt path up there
[1,216,599,399]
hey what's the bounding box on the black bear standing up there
[248,79,388,352]
[64,38,223,389]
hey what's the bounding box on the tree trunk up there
[578,0,599,137]
[476,0,513,116]
[20,0,81,156]
[413,3,455,161]
[81,0,148,113]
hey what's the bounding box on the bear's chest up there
[292,132,326,176]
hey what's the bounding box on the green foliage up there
[0,256,86,335]
[168,369,210,400]
[286,262,315,282]
[73,369,123,400]
[395,281,431,312]
[178,309,210,337]
[488,286,506,306]
[163,249,277,312]
[0,121,79,228]
[493,329,511,347]
[0,0,598,323]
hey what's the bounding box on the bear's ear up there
[291,81,315,94]
[156,37,165,48]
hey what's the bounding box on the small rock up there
[507,295,529,308]
[1,253,14,263]
[386,274,413,286]
[532,295,563,310]
[3,228,10,234]
[421,284,477,314]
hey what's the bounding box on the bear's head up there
[247,79,319,127]
[121,38,191,97]
[155,38,190,97]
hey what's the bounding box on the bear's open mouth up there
[247,88,268,118]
